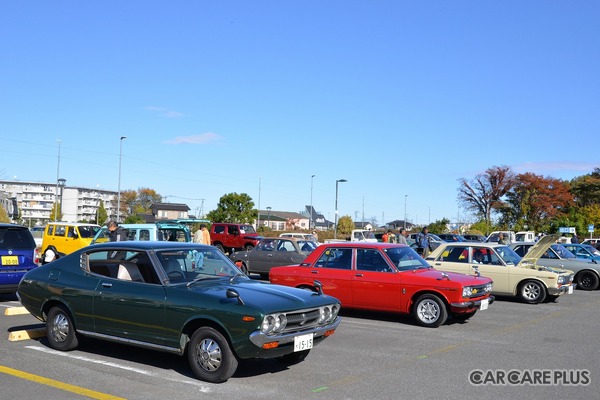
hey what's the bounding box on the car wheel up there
[413,294,448,328]
[215,243,225,253]
[187,327,238,383]
[519,280,546,304]
[46,305,79,351]
[576,271,600,291]
[244,244,254,251]
[277,349,310,365]
[453,311,477,321]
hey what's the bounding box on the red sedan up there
[269,242,494,327]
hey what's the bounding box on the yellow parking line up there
[4,307,30,316]
[0,365,126,400]
[8,328,46,341]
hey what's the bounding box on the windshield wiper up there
[229,273,246,284]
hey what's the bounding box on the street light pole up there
[267,206,272,229]
[310,175,315,230]
[404,194,408,229]
[117,136,126,222]
[58,178,66,221]
[334,179,347,239]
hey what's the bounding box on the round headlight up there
[261,315,275,333]
[462,286,472,298]
[273,313,287,332]
[319,306,331,324]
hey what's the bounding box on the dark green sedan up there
[17,241,341,383]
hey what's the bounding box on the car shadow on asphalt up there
[30,334,300,381]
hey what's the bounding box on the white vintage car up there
[426,234,574,304]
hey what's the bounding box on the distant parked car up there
[436,233,467,242]
[230,237,317,279]
[428,235,574,304]
[41,222,101,262]
[408,233,443,250]
[17,241,341,383]
[510,241,600,290]
[91,222,192,244]
[562,243,600,262]
[270,242,494,327]
[462,234,487,242]
[210,223,261,254]
[279,232,319,243]
[1,223,39,293]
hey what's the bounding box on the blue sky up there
[1,1,598,226]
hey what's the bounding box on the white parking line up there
[25,345,211,392]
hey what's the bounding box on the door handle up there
[101,282,113,288]
[355,274,364,277]
[311,270,319,274]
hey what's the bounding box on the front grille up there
[282,308,322,333]
[467,284,490,298]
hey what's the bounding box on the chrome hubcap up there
[196,338,222,372]
[417,300,440,323]
[523,283,540,299]
[51,313,70,342]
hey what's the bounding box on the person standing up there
[416,226,432,257]
[571,234,580,244]
[107,220,128,260]
[397,228,408,245]
[498,233,508,245]
[194,224,211,268]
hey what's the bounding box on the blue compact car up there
[0,223,39,293]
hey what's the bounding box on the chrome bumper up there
[450,295,495,308]
[249,316,341,347]
[548,284,576,296]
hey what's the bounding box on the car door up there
[301,247,354,306]
[351,248,401,310]
[431,245,472,275]
[469,247,510,295]
[91,250,167,345]
[248,239,277,274]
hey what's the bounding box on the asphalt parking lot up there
[1,287,598,400]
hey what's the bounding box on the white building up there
[0,180,117,226]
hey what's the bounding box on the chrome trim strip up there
[78,330,182,355]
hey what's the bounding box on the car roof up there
[86,241,209,251]
[0,223,29,229]
[319,242,409,249]
[47,222,100,227]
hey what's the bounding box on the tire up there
[244,244,254,251]
[277,349,310,365]
[46,305,79,351]
[413,294,448,328]
[576,271,600,291]
[519,280,547,304]
[187,327,238,383]
[453,311,477,321]
[215,243,225,253]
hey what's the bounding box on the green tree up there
[206,193,257,223]
[337,215,354,235]
[49,203,62,222]
[96,200,108,225]
[119,188,163,220]
[427,218,450,234]
[0,204,10,223]
[570,168,600,207]
[457,166,516,226]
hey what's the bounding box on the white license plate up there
[293,333,313,352]
[479,298,489,311]
[568,285,574,294]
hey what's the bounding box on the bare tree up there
[457,166,516,225]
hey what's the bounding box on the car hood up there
[516,234,559,267]
[184,278,337,312]
[413,267,492,285]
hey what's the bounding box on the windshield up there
[156,247,246,284]
[384,246,430,271]
[550,244,576,259]
[583,244,600,256]
[297,240,318,252]
[494,246,522,265]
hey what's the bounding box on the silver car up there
[510,240,600,290]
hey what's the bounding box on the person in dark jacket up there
[107,220,128,259]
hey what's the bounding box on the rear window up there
[0,227,36,250]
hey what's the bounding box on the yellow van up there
[41,222,101,262]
